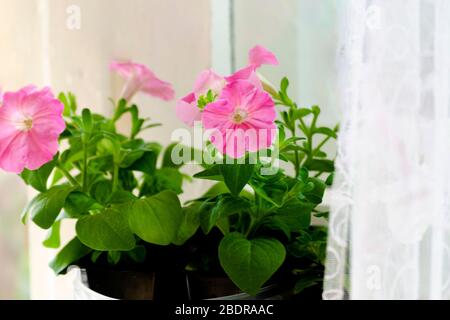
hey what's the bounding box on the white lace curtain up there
[324,0,450,299]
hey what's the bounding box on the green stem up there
[291,128,301,177]
[244,216,256,238]
[255,192,262,216]
[82,143,88,192]
[112,163,119,192]
[312,136,332,157]
[314,171,324,178]
[57,165,79,187]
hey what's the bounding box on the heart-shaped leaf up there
[127,191,183,245]
[23,185,76,229]
[20,157,57,192]
[76,207,136,251]
[220,164,255,196]
[219,233,286,296]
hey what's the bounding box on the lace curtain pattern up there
[324,0,450,299]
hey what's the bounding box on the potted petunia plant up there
[0,61,197,300]
[174,45,337,299]
[0,46,336,301]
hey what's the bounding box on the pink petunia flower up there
[110,60,175,102]
[0,86,66,173]
[176,46,278,128]
[176,69,225,126]
[226,45,279,88]
[202,80,276,159]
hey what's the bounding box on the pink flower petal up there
[193,69,226,98]
[142,77,175,101]
[25,130,59,170]
[201,99,234,132]
[110,60,175,102]
[226,66,263,90]
[248,45,279,67]
[176,93,202,127]
[0,132,28,174]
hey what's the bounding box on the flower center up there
[16,116,33,132]
[231,108,248,124]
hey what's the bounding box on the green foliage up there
[127,191,183,245]
[76,207,136,251]
[23,185,76,229]
[219,233,286,296]
[49,237,92,274]
[220,164,255,196]
[173,204,201,245]
[21,94,190,274]
[43,221,61,249]
[20,72,337,299]
[20,156,57,192]
[184,75,338,296]
[197,90,217,109]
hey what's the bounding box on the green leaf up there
[20,157,57,192]
[107,251,122,265]
[201,196,251,234]
[303,177,326,204]
[107,191,137,205]
[314,127,337,139]
[120,150,146,168]
[76,207,136,251]
[24,185,76,229]
[127,191,183,245]
[127,245,146,263]
[220,164,255,196]
[219,233,286,296]
[250,183,283,208]
[293,108,312,119]
[202,182,231,198]
[193,165,224,181]
[49,237,92,274]
[304,159,335,173]
[64,192,99,218]
[173,205,201,245]
[140,168,183,197]
[276,198,314,231]
[59,93,70,117]
[280,77,289,94]
[68,92,78,114]
[311,105,321,115]
[81,108,93,134]
[91,251,103,263]
[126,150,159,175]
[162,143,186,168]
[90,180,112,204]
[325,173,334,186]
[255,217,291,240]
[128,105,143,138]
[43,220,61,248]
[294,275,322,294]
